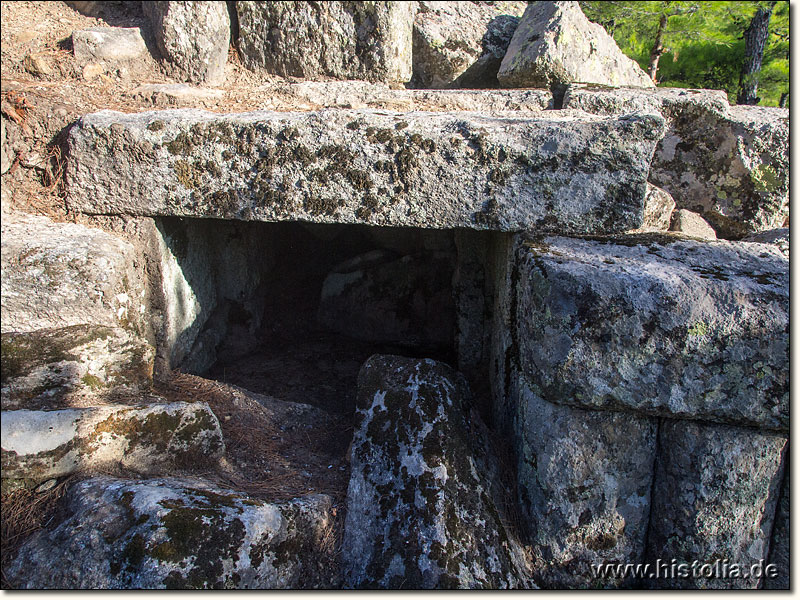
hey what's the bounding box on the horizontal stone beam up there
[66,108,665,233]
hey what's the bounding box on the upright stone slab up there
[142,1,230,86]
[563,86,789,238]
[498,2,654,90]
[5,477,337,589]
[412,1,527,88]
[514,234,788,431]
[764,469,789,589]
[514,382,657,588]
[237,1,413,83]
[646,420,786,589]
[1,214,148,335]
[343,355,532,589]
[66,108,665,234]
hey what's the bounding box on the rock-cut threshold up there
[2,83,790,590]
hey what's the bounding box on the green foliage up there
[579,1,789,106]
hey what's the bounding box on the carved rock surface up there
[514,382,657,588]
[563,86,789,237]
[646,420,787,589]
[515,235,788,430]
[142,1,230,85]
[237,1,413,83]
[343,355,532,589]
[1,402,224,485]
[66,108,665,234]
[1,325,154,410]
[5,477,336,589]
[412,1,527,88]
[498,2,654,89]
[1,214,148,335]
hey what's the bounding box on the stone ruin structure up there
[0,0,789,590]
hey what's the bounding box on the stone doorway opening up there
[155,218,463,416]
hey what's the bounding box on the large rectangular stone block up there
[646,419,786,589]
[514,234,788,431]
[66,108,665,234]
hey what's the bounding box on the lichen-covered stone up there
[764,469,789,589]
[5,477,336,589]
[1,214,148,335]
[670,208,717,240]
[627,183,675,233]
[66,108,665,234]
[317,250,455,350]
[515,235,788,431]
[513,381,657,588]
[237,1,413,83]
[142,1,230,86]
[412,1,527,88]
[562,86,789,238]
[646,420,787,589]
[71,27,147,66]
[1,325,153,410]
[498,2,654,89]
[343,355,533,589]
[743,228,789,258]
[1,402,224,485]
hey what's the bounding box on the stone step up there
[1,401,224,489]
[66,108,665,234]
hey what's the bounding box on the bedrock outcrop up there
[66,108,665,234]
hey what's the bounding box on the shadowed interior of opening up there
[157,218,460,416]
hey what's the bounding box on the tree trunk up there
[647,13,669,83]
[779,92,788,107]
[737,5,773,105]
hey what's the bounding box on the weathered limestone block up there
[563,86,789,238]
[515,235,788,430]
[670,208,717,240]
[5,477,337,589]
[142,1,230,86]
[317,250,455,350]
[237,1,413,83]
[343,355,532,589]
[498,2,654,90]
[72,27,147,66]
[1,402,224,485]
[627,183,675,233]
[1,325,154,410]
[744,228,789,258]
[412,1,527,88]
[514,382,657,588]
[254,81,553,112]
[764,469,789,589]
[66,108,665,234]
[646,420,787,589]
[1,214,148,335]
